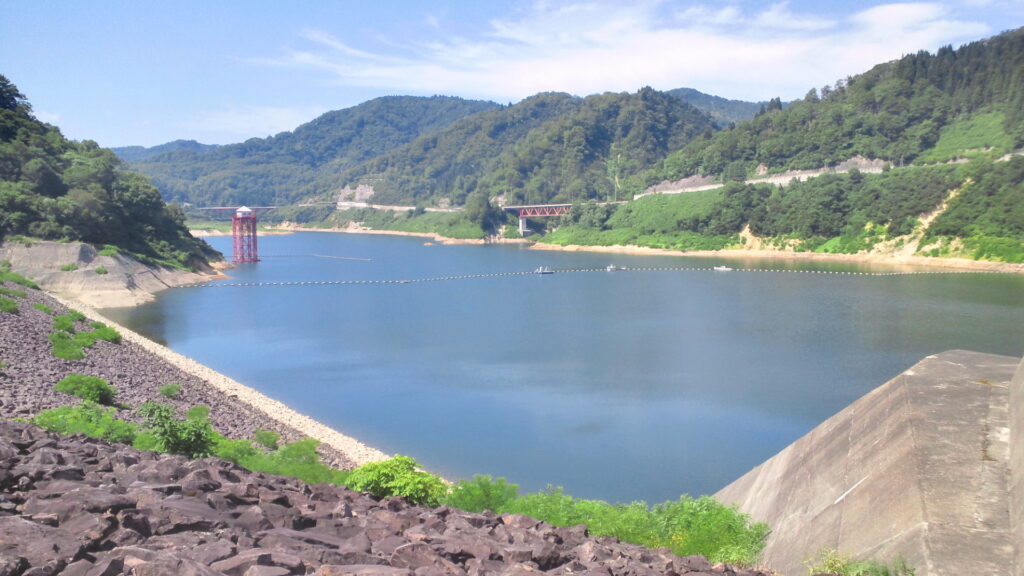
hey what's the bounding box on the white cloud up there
[34,109,60,125]
[260,1,994,102]
[756,2,836,31]
[183,105,328,144]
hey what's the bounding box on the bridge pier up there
[518,216,528,235]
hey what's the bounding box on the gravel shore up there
[0,281,389,469]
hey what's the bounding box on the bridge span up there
[503,204,573,234]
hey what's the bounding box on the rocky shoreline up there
[0,419,771,576]
[0,281,387,469]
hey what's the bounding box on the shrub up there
[0,297,17,314]
[33,303,53,315]
[48,332,85,360]
[98,245,119,256]
[55,374,117,404]
[67,310,86,322]
[95,266,108,275]
[253,429,280,450]
[0,287,26,298]
[444,475,519,513]
[137,401,216,458]
[159,383,182,398]
[34,401,137,444]
[59,263,79,272]
[345,455,447,506]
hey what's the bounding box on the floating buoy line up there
[181,265,1000,289]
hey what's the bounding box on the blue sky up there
[2,0,1021,147]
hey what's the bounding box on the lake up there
[104,232,1024,503]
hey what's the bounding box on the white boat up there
[713,265,733,271]
[606,264,619,272]
[534,266,554,275]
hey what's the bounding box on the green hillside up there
[335,88,716,206]
[658,28,1024,182]
[113,140,219,163]
[0,76,216,269]
[118,96,500,207]
[666,88,769,127]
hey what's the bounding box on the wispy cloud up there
[260,1,993,102]
[183,105,329,143]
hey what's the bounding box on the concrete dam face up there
[716,350,1024,576]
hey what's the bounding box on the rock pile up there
[0,419,771,576]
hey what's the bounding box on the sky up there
[2,0,1021,148]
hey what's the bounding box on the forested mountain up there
[334,88,717,206]
[113,140,219,163]
[118,96,499,207]
[0,76,216,268]
[658,28,1024,182]
[666,88,768,127]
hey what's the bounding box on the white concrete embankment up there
[48,293,391,467]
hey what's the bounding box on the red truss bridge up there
[503,204,573,235]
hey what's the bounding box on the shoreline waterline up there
[238,224,1024,275]
[47,292,392,467]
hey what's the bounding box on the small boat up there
[713,265,733,271]
[606,264,619,272]
[534,266,554,275]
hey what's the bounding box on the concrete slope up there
[716,350,1021,576]
[1011,352,1023,576]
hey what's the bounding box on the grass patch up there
[497,487,767,565]
[48,311,121,359]
[98,244,119,256]
[0,287,27,298]
[55,374,118,404]
[34,401,137,444]
[33,303,53,315]
[0,297,18,314]
[158,383,182,398]
[917,111,1014,164]
[59,263,79,272]
[95,266,108,275]
[0,260,39,289]
[805,548,915,576]
[48,332,85,360]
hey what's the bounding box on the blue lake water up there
[104,232,1024,503]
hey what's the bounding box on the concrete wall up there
[1011,354,1024,576]
[716,350,1020,576]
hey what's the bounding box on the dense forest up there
[657,28,1024,181]
[335,88,717,206]
[0,76,216,268]
[116,96,499,208]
